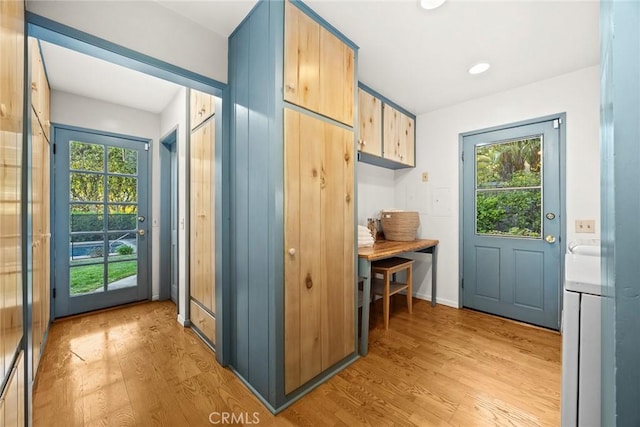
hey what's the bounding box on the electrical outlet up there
[575,219,596,233]
[421,172,429,182]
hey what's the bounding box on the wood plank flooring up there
[33,299,560,426]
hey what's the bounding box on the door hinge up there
[52,143,56,155]
[553,119,562,129]
[461,278,464,289]
[145,143,149,151]
[53,288,56,299]
[461,151,464,162]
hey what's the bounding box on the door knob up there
[288,248,296,256]
[138,229,146,236]
[138,216,145,222]
[545,234,556,243]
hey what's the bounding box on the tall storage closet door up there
[284,108,355,393]
[1,0,24,383]
[190,120,215,312]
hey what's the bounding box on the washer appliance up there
[561,242,602,426]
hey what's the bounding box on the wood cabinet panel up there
[190,300,215,344]
[383,104,415,166]
[190,89,215,130]
[284,1,354,127]
[319,28,354,126]
[31,109,50,378]
[189,119,215,312]
[0,0,23,383]
[284,109,355,393]
[1,351,22,427]
[284,0,320,113]
[357,88,382,156]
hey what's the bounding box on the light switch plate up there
[421,172,429,182]
[575,219,596,233]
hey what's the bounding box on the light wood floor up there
[33,299,561,426]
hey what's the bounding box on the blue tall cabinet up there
[228,0,359,412]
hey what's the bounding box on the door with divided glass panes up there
[53,127,149,317]
[462,118,561,330]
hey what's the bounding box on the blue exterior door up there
[462,118,561,329]
[53,127,150,317]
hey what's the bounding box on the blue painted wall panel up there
[247,1,271,398]
[601,2,640,425]
[231,21,250,378]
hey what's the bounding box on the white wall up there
[51,90,164,299]
[357,162,395,226]
[27,1,228,83]
[390,66,600,307]
[160,88,188,323]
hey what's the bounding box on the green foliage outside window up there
[476,138,542,238]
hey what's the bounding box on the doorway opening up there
[160,129,179,303]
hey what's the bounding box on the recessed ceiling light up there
[468,62,491,75]
[420,0,447,10]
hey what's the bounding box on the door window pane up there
[108,147,137,175]
[476,137,541,189]
[107,232,137,259]
[70,141,104,172]
[476,189,542,238]
[108,205,137,231]
[107,261,137,290]
[70,265,105,296]
[70,233,105,262]
[476,136,543,238]
[70,172,104,202]
[107,176,137,203]
[70,204,104,233]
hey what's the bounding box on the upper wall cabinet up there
[383,104,415,167]
[284,1,354,126]
[357,84,416,169]
[357,88,382,157]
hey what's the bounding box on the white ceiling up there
[40,0,599,117]
[158,0,599,115]
[39,41,182,114]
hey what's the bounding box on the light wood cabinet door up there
[190,89,215,130]
[383,104,415,166]
[284,108,355,394]
[190,120,215,312]
[357,88,382,156]
[0,0,24,381]
[1,351,22,427]
[284,1,354,127]
[31,110,50,378]
[284,0,320,113]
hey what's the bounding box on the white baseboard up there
[413,291,459,308]
[177,314,188,326]
[152,294,160,301]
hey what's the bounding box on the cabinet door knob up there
[288,248,296,256]
[0,103,6,117]
[32,82,38,91]
[362,140,367,146]
[285,84,296,92]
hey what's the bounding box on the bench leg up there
[383,271,390,331]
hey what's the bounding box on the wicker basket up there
[380,211,420,241]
